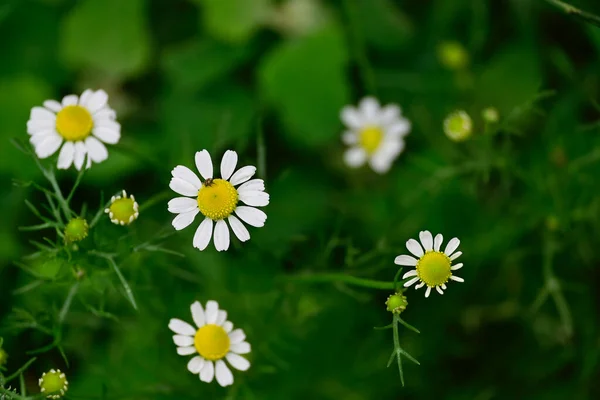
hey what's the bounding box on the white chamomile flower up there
[340,96,411,174]
[168,149,269,252]
[27,89,121,170]
[169,300,251,387]
[105,190,139,225]
[394,230,464,298]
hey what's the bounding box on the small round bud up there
[386,293,408,315]
[64,217,88,243]
[545,215,560,232]
[482,107,499,123]
[438,41,469,70]
[39,369,69,399]
[105,190,139,226]
[0,347,8,367]
[444,110,473,142]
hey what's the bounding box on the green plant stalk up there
[544,0,600,28]
[286,272,403,290]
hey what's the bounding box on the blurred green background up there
[1,0,600,398]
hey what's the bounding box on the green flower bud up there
[386,293,408,315]
[438,41,469,70]
[482,107,499,123]
[64,217,88,243]
[105,190,139,226]
[0,347,8,367]
[444,110,473,142]
[39,369,69,399]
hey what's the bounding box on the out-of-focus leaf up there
[350,0,413,51]
[195,0,270,43]
[60,0,150,78]
[162,39,252,93]
[258,26,350,147]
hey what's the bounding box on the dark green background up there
[1,0,600,398]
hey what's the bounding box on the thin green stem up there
[544,0,600,28]
[138,190,170,213]
[59,282,80,324]
[3,357,36,383]
[285,272,398,290]
[392,314,405,386]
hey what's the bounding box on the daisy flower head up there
[27,89,120,170]
[340,96,411,174]
[168,150,269,252]
[169,300,251,387]
[394,230,464,298]
[105,190,139,225]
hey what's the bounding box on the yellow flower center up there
[416,251,452,287]
[359,126,383,154]
[197,179,238,220]
[194,324,230,361]
[109,198,137,225]
[56,105,93,141]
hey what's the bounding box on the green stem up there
[286,272,398,290]
[544,0,600,28]
[392,314,405,386]
[138,190,170,213]
[3,357,36,383]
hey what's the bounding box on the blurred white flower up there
[27,89,120,170]
[168,150,269,252]
[340,97,411,174]
[395,230,464,297]
[169,300,251,387]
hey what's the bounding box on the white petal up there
[425,287,432,298]
[94,118,121,132]
[84,136,108,163]
[415,282,425,289]
[387,119,411,138]
[78,89,93,107]
[222,321,233,333]
[168,197,198,214]
[235,206,267,228]
[172,209,199,230]
[172,166,201,190]
[57,141,75,169]
[73,141,87,170]
[403,277,419,287]
[93,127,120,144]
[343,147,367,168]
[35,134,63,159]
[239,191,269,207]
[441,283,447,290]
[215,360,234,387]
[195,150,213,180]
[191,301,206,328]
[169,318,196,336]
[450,251,462,261]
[342,131,358,145]
[228,215,250,242]
[230,342,251,354]
[216,311,227,326]
[86,90,109,114]
[229,166,256,186]
[225,353,250,371]
[169,177,199,197]
[30,131,54,146]
[434,234,443,251]
[451,263,463,271]
[205,300,219,324]
[419,231,434,251]
[394,255,417,266]
[402,269,417,279]
[93,108,116,120]
[188,356,205,374]
[359,97,380,123]
[368,154,394,174]
[237,179,265,194]
[229,329,246,344]
[379,104,400,125]
[173,335,194,347]
[177,346,196,356]
[199,361,215,383]
[220,150,238,180]
[450,276,464,282]
[193,218,213,250]
[406,239,424,257]
[444,238,460,255]
[340,106,363,129]
[213,220,230,251]
[27,119,55,135]
[43,100,62,113]
[30,106,56,121]
[436,286,444,295]
[62,94,78,106]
